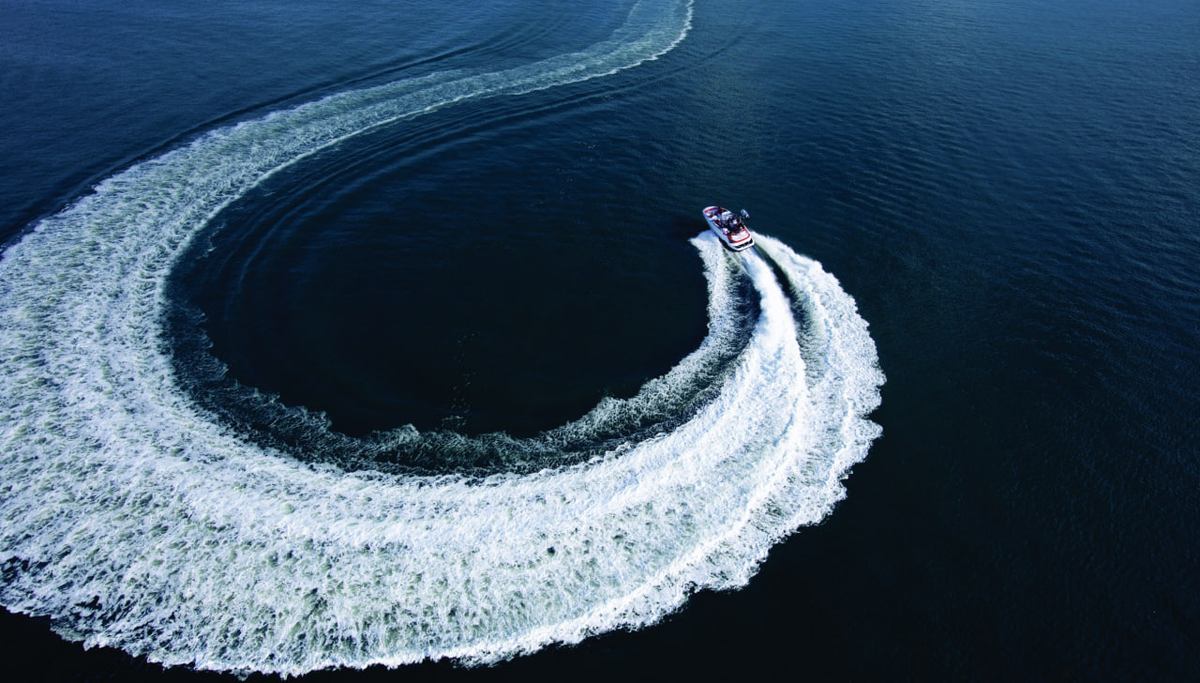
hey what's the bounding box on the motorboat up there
[702,206,754,252]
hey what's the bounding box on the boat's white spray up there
[0,0,883,675]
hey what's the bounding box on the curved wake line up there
[0,0,884,676]
[0,232,883,675]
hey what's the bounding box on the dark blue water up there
[2,0,1198,680]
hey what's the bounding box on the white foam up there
[0,0,885,675]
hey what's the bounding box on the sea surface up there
[1,0,1197,680]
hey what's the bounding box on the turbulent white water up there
[0,0,884,676]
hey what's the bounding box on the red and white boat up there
[702,206,754,252]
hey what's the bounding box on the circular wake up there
[0,0,884,675]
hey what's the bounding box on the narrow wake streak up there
[0,0,885,675]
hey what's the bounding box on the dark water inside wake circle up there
[172,101,717,440]
[1,0,1198,680]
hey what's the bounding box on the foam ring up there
[0,1,884,675]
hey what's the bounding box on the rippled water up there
[1,0,1197,680]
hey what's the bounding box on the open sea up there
[1,0,1197,680]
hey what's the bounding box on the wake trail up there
[0,1,885,675]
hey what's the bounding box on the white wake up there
[0,0,885,676]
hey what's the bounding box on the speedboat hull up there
[703,205,754,252]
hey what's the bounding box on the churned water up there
[0,0,1196,680]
